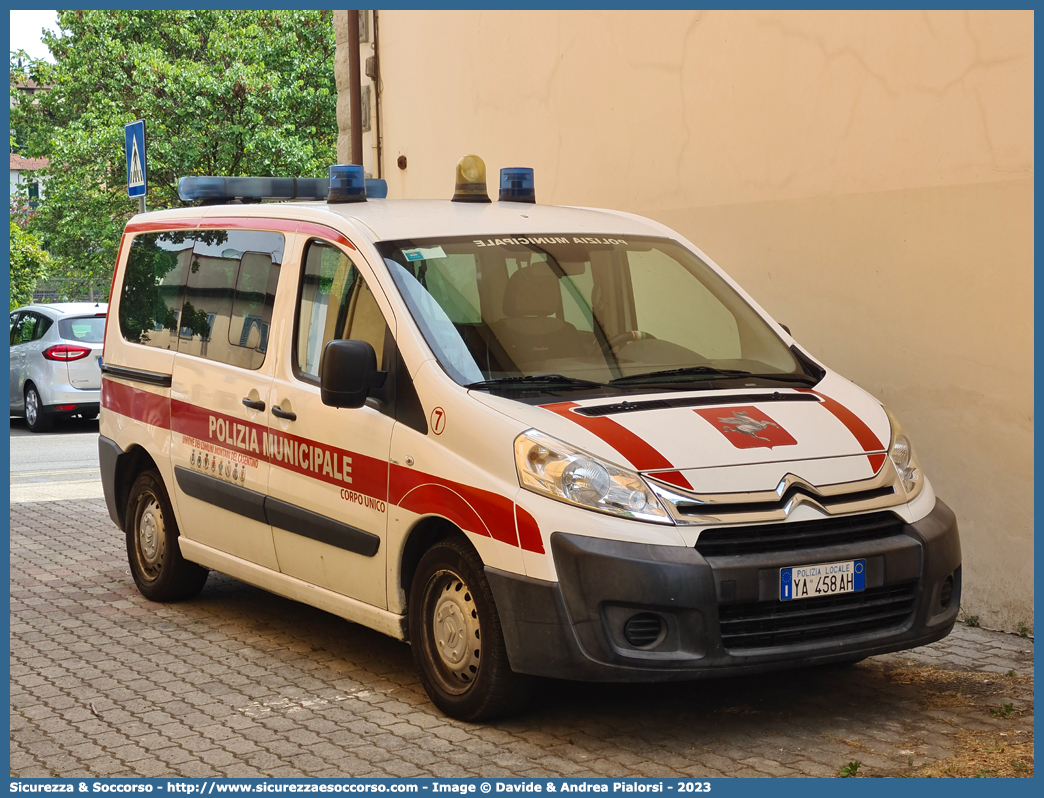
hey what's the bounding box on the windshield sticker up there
[473,236,628,247]
[402,246,447,261]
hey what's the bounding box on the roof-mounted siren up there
[327,164,367,203]
[451,155,491,203]
[499,167,535,203]
[178,176,329,203]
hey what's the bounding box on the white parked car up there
[10,302,107,432]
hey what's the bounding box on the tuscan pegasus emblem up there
[694,405,798,449]
[718,410,780,442]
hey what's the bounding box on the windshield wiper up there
[609,366,815,386]
[465,374,606,391]
[609,366,750,385]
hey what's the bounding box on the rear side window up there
[119,232,194,350]
[117,228,284,370]
[59,316,106,343]
[177,230,284,370]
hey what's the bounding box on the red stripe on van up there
[265,424,389,499]
[124,219,199,234]
[101,379,171,428]
[199,217,301,233]
[105,381,525,550]
[396,483,493,540]
[800,389,886,473]
[515,506,544,554]
[541,402,693,490]
[391,465,520,548]
[648,471,693,490]
[298,222,357,250]
[170,399,271,463]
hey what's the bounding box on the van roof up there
[129,199,671,244]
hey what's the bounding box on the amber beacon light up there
[451,155,491,203]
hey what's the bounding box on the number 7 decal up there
[430,406,446,435]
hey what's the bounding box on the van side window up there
[296,240,387,380]
[177,230,284,370]
[118,232,195,349]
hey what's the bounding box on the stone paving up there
[10,498,1034,779]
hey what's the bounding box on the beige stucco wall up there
[361,10,1034,631]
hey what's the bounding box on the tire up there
[24,384,53,433]
[125,471,209,601]
[408,537,534,722]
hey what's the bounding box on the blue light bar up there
[177,176,328,202]
[499,167,535,203]
[365,178,388,199]
[327,164,366,204]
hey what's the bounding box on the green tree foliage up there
[10,222,51,309]
[10,10,337,299]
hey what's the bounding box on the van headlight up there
[884,407,923,500]
[514,430,671,523]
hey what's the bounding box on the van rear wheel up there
[125,471,209,601]
[409,538,533,722]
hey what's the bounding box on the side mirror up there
[319,339,387,409]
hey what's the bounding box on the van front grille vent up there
[718,581,918,650]
[694,512,904,557]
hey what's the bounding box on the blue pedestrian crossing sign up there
[125,120,147,198]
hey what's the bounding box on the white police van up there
[99,157,961,721]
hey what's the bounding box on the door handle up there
[271,405,297,422]
[242,397,266,411]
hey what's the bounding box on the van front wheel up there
[125,471,209,601]
[409,538,533,722]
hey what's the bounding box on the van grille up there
[694,512,905,557]
[718,581,918,651]
[676,486,896,519]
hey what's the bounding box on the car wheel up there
[125,471,209,601]
[408,537,534,721]
[24,384,53,433]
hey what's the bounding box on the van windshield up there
[376,235,811,395]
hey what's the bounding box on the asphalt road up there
[10,414,104,503]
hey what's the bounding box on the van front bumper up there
[487,500,961,681]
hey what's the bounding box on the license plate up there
[780,559,864,601]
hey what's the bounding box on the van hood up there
[471,374,892,486]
